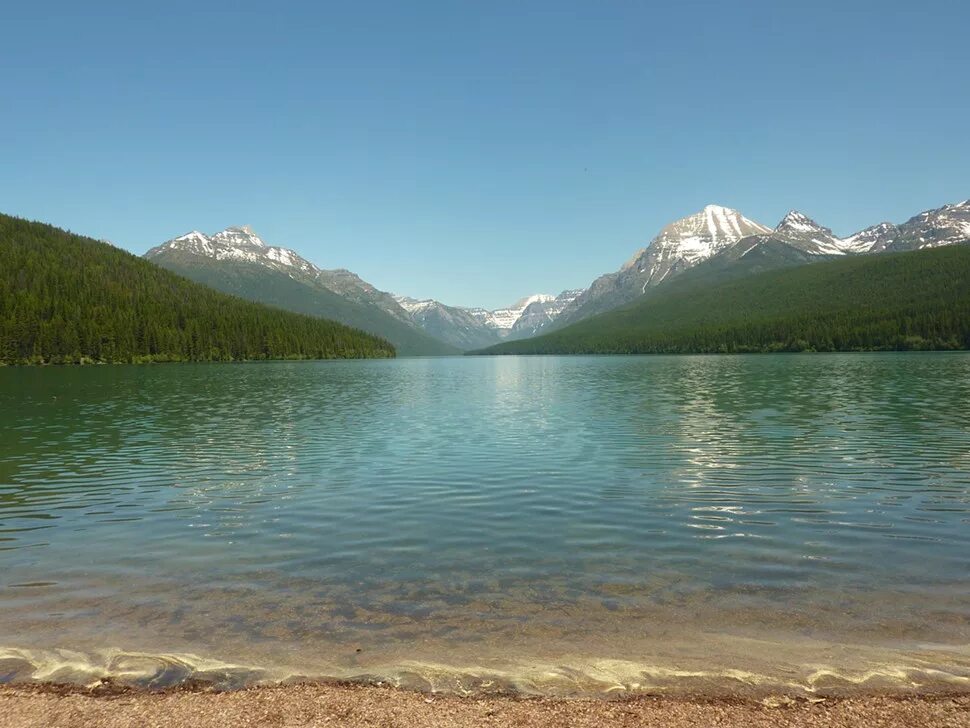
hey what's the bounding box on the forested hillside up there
[474,246,970,355]
[0,214,395,364]
[151,253,457,356]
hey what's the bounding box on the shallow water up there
[1,354,969,695]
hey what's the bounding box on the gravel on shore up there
[2,683,969,728]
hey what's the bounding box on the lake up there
[1,354,968,696]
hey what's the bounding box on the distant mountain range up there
[145,228,456,356]
[142,198,970,354]
[393,290,583,350]
[145,228,578,353]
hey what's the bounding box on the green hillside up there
[0,214,395,364]
[151,253,457,356]
[474,246,970,355]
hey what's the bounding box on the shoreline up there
[3,640,969,699]
[3,682,969,728]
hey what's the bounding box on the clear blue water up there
[1,354,968,695]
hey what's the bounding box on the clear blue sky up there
[3,1,968,309]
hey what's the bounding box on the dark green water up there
[1,354,968,696]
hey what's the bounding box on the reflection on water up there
[0,354,969,695]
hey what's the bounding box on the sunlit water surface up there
[1,354,969,696]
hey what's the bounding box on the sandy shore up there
[2,683,969,728]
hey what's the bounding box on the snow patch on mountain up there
[211,225,265,249]
[489,295,555,330]
[394,296,437,315]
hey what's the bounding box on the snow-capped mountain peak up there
[624,205,770,287]
[165,230,215,256]
[652,205,770,262]
[657,205,770,253]
[147,226,319,278]
[775,210,827,235]
[511,293,555,309]
[211,225,266,248]
[698,204,769,240]
[174,230,208,243]
[771,211,848,255]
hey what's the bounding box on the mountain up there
[0,213,395,364]
[147,226,582,353]
[747,201,970,257]
[142,198,970,355]
[554,205,771,326]
[883,199,970,252]
[393,290,583,350]
[767,211,848,255]
[509,290,585,338]
[491,293,556,329]
[474,246,970,356]
[665,235,826,288]
[548,199,970,334]
[687,201,970,280]
[840,222,900,254]
[701,210,855,272]
[145,228,457,356]
[394,297,504,351]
